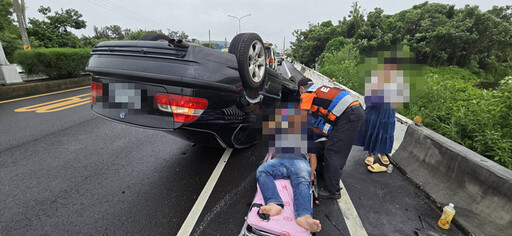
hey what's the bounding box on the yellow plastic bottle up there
[438,203,456,229]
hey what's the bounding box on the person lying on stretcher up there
[256,106,322,233]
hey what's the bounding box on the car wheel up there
[138,33,171,42]
[229,33,266,89]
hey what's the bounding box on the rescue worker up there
[298,77,365,199]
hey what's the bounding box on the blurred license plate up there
[109,83,141,109]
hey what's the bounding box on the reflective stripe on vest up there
[329,91,356,117]
[313,116,333,135]
[306,83,322,92]
[304,83,357,123]
[322,123,332,135]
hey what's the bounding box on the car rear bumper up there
[91,75,248,128]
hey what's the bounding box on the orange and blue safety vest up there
[300,83,360,136]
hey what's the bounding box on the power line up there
[88,0,148,24]
[86,0,171,30]
[100,0,166,28]
[90,0,153,24]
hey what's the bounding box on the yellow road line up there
[0,86,90,104]
[38,100,91,113]
[15,93,91,113]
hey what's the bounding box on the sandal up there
[367,163,387,173]
[364,156,374,165]
[378,154,390,165]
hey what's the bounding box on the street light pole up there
[228,14,251,34]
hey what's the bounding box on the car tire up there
[138,33,171,42]
[229,33,267,89]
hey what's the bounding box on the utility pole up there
[21,0,26,25]
[283,36,285,53]
[12,0,30,49]
[208,30,211,47]
[227,14,251,34]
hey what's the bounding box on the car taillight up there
[91,82,102,103]
[154,93,208,123]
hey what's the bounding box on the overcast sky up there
[23,0,511,51]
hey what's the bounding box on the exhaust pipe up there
[168,39,198,48]
[169,39,178,48]
[175,39,199,48]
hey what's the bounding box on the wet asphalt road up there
[0,60,466,236]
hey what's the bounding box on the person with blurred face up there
[356,58,404,170]
[298,77,365,199]
[256,106,321,232]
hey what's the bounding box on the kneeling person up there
[256,106,321,233]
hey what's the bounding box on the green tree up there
[345,1,365,38]
[106,25,124,40]
[167,30,189,40]
[386,3,512,80]
[80,35,100,48]
[486,5,512,23]
[123,29,163,40]
[290,20,342,67]
[0,0,23,61]
[93,26,110,40]
[318,43,360,88]
[352,7,393,55]
[322,36,349,55]
[27,6,86,48]
[93,25,131,40]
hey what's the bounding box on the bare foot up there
[296,215,321,232]
[259,203,282,216]
[364,155,374,165]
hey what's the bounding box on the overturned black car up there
[85,33,299,148]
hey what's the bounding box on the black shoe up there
[318,188,341,199]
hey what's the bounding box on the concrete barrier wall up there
[393,125,512,235]
[0,76,91,101]
[291,60,512,235]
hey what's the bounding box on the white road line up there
[283,60,292,78]
[337,179,368,236]
[177,148,233,236]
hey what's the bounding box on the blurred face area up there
[263,107,308,136]
[263,106,309,154]
[365,60,409,104]
[358,48,426,106]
